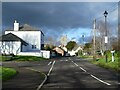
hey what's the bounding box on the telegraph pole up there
[93,19,96,60]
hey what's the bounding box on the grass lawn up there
[0,67,17,81]
[0,55,12,61]
[90,51,120,72]
[1,55,48,61]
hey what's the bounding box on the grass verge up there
[78,51,120,72]
[79,55,93,58]
[0,67,17,81]
[1,55,48,61]
[90,56,120,72]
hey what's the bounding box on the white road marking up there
[48,61,52,65]
[90,74,111,86]
[73,61,86,72]
[60,60,68,62]
[117,83,120,85]
[47,61,56,76]
[65,60,68,61]
[79,67,87,72]
[74,62,79,66]
[71,60,111,86]
[26,61,56,90]
[36,76,47,90]
[26,68,47,90]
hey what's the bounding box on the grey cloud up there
[3,2,115,29]
[2,2,117,45]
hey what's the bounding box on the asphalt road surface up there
[2,57,120,90]
[2,60,51,90]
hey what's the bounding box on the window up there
[32,45,36,49]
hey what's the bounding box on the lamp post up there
[104,10,108,63]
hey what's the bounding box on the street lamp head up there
[104,11,108,17]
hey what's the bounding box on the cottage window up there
[32,45,36,49]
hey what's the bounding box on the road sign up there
[105,36,108,43]
[111,50,115,62]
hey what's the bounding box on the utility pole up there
[93,19,96,60]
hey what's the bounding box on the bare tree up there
[96,20,113,55]
[96,21,106,55]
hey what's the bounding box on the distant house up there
[53,47,64,56]
[0,20,50,58]
[68,45,83,56]
[52,45,69,56]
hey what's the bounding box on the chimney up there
[14,20,19,31]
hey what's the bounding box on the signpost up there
[111,50,115,62]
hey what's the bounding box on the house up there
[68,45,83,56]
[0,33,28,55]
[0,20,50,58]
[52,45,69,56]
[53,47,64,56]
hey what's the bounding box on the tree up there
[95,20,113,55]
[44,44,55,50]
[83,43,92,55]
[110,37,118,51]
[66,41,77,51]
[84,43,92,50]
[60,35,67,46]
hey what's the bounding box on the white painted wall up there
[0,41,21,55]
[68,51,76,56]
[41,50,50,59]
[18,50,50,59]
[5,31,42,52]
[75,47,83,53]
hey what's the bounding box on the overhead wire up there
[90,3,118,40]
[95,3,118,21]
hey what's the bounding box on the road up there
[42,57,120,89]
[2,60,51,90]
[2,57,120,90]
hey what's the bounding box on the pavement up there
[2,56,120,90]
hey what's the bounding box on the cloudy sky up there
[2,2,118,45]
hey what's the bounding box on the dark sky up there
[2,2,118,45]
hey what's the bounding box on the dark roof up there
[6,24,44,36]
[19,24,39,31]
[0,33,28,46]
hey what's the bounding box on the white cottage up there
[68,45,83,56]
[0,20,50,58]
